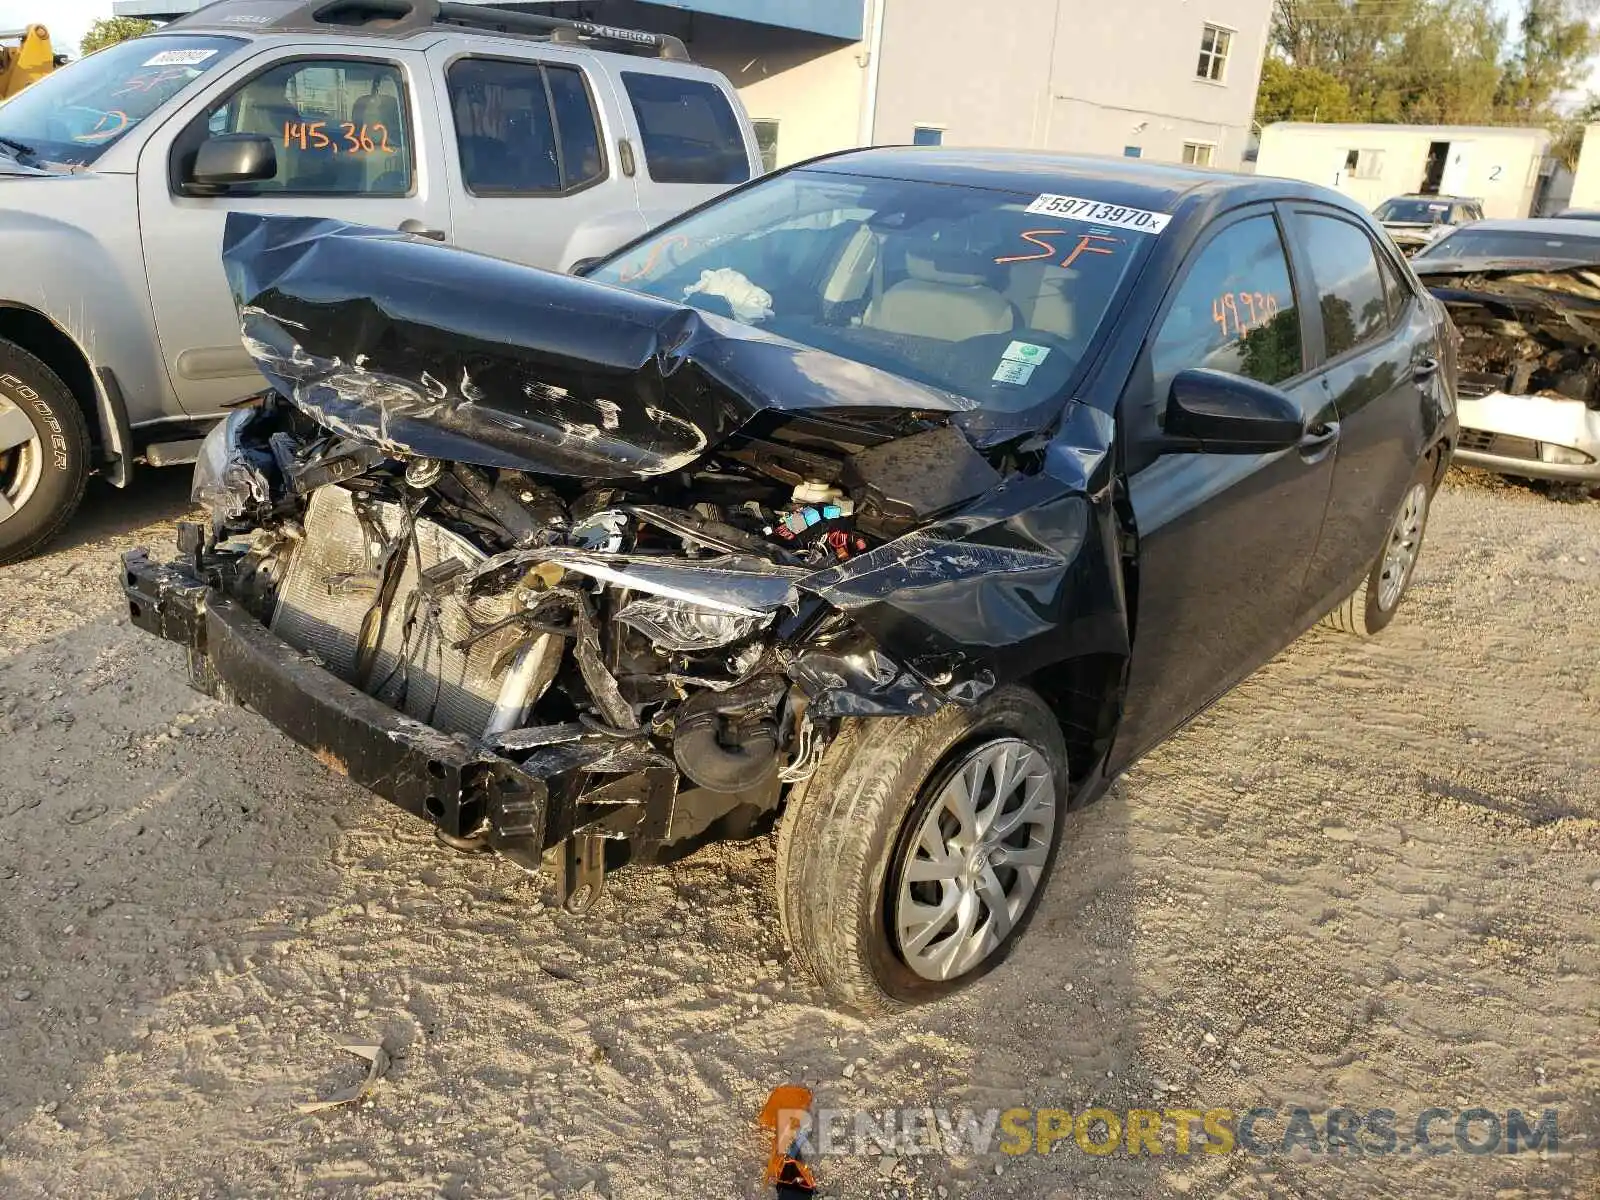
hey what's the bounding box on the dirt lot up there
[0,469,1595,1200]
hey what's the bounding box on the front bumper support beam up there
[121,550,547,847]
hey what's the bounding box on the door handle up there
[1413,356,1440,381]
[398,219,447,242]
[1298,421,1340,459]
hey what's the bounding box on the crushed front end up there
[124,214,1129,908]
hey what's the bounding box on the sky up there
[0,0,1596,98]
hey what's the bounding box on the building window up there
[1344,148,1384,180]
[1123,145,1143,158]
[1197,23,1231,82]
[1182,141,1215,167]
[752,119,779,173]
[912,125,944,147]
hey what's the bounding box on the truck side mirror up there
[189,134,277,190]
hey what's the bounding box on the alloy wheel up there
[1377,482,1429,611]
[0,393,43,527]
[893,738,1057,982]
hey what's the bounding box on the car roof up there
[796,147,1360,215]
[162,0,692,61]
[1384,194,1477,203]
[1446,217,1600,236]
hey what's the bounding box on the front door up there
[136,49,453,416]
[1110,207,1340,773]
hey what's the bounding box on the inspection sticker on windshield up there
[1024,194,1171,234]
[143,48,218,67]
[993,341,1050,385]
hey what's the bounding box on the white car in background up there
[1413,219,1600,487]
[1374,194,1485,256]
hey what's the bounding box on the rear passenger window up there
[447,58,604,195]
[1148,214,1303,404]
[202,59,412,195]
[1294,212,1391,358]
[621,72,749,185]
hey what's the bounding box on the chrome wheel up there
[1377,482,1429,611]
[894,738,1057,982]
[0,393,42,527]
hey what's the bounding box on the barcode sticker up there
[1024,194,1171,234]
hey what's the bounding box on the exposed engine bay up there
[1419,263,1600,408]
[128,213,1131,906]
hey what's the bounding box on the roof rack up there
[167,0,691,60]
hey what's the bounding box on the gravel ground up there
[0,468,1596,1199]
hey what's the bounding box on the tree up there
[1258,0,1599,129]
[1497,0,1600,118]
[79,17,155,56]
[1255,58,1355,124]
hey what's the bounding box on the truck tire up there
[776,686,1069,1014]
[1321,457,1435,638]
[0,341,90,566]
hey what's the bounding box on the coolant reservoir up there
[792,480,853,515]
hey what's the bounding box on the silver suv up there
[0,0,761,563]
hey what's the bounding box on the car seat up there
[863,249,1015,341]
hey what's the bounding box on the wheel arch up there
[1021,650,1127,791]
[0,303,119,478]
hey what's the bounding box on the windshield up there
[1415,227,1600,263]
[0,35,244,168]
[588,168,1151,412]
[1375,198,1454,225]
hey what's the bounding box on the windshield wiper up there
[0,136,37,162]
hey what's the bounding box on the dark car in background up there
[124,150,1457,1012]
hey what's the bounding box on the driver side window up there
[1149,214,1303,406]
[200,59,413,196]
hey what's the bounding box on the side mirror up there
[189,134,277,189]
[1163,368,1304,454]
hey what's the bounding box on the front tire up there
[776,686,1069,1014]
[0,341,90,566]
[1322,457,1434,637]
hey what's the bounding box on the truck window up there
[202,59,412,196]
[620,72,749,185]
[446,58,604,195]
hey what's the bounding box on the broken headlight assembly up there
[614,595,773,651]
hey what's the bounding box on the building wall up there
[1567,124,1600,211]
[1256,124,1550,218]
[870,0,1272,167]
[692,26,869,168]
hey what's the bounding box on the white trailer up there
[1255,123,1551,219]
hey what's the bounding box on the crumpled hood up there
[1415,257,1600,329]
[222,212,974,479]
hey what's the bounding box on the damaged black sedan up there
[124,150,1456,1012]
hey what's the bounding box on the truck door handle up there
[399,219,446,242]
[1413,356,1440,381]
[1299,421,1340,459]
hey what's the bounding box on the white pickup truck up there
[0,0,761,563]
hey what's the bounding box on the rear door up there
[1285,205,1435,617]
[1111,206,1340,772]
[609,64,758,232]
[137,46,452,415]
[425,41,648,270]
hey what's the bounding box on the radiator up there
[270,485,538,738]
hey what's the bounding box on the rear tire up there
[1321,457,1434,638]
[0,341,90,566]
[775,686,1069,1014]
